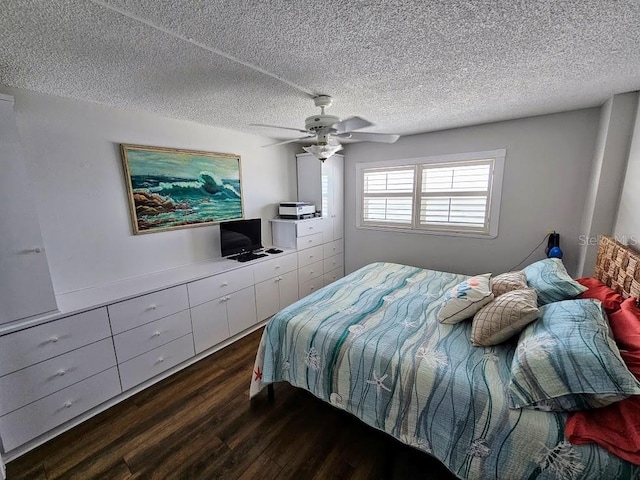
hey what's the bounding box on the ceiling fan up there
[251,95,400,161]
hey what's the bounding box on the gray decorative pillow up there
[471,288,540,346]
[491,271,527,297]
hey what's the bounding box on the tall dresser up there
[270,152,345,297]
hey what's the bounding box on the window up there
[357,150,505,238]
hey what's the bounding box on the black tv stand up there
[228,251,268,263]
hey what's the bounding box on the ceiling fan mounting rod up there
[313,95,333,115]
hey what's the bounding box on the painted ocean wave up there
[132,172,241,201]
[131,172,242,230]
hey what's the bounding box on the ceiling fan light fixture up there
[303,143,343,162]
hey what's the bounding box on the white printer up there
[279,202,316,219]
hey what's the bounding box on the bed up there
[249,236,640,479]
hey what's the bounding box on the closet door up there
[0,95,57,324]
[325,155,344,240]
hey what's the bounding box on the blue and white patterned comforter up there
[249,262,639,480]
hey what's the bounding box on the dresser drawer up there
[299,278,324,298]
[324,266,345,286]
[0,338,116,416]
[113,310,192,364]
[323,253,344,273]
[0,367,121,451]
[0,308,111,377]
[297,245,323,268]
[295,218,323,237]
[187,267,254,307]
[109,285,189,335]
[119,334,194,391]
[253,253,297,283]
[323,239,344,258]
[298,260,324,283]
[296,232,323,251]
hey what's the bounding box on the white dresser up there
[0,308,120,451]
[271,217,345,297]
[0,251,298,460]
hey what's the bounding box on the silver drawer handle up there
[309,227,313,230]
[49,336,59,343]
[275,265,281,269]
[221,281,229,287]
[158,357,165,363]
[275,277,282,282]
[57,369,67,377]
[308,240,313,243]
[310,271,314,274]
[63,401,73,409]
[148,304,157,311]
[310,286,315,291]
[153,331,161,337]
[309,255,314,258]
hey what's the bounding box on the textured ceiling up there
[2,1,640,141]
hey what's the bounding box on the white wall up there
[614,94,640,244]
[577,92,638,276]
[3,87,298,294]
[344,109,600,277]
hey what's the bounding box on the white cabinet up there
[296,152,344,242]
[190,285,257,353]
[271,217,345,299]
[0,250,296,458]
[0,95,57,325]
[108,285,189,335]
[0,367,121,452]
[118,335,194,391]
[255,270,299,320]
[0,308,120,452]
[113,310,192,363]
[0,308,111,377]
[254,252,299,320]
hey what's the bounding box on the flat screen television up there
[220,218,263,257]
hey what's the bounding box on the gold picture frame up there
[120,144,244,234]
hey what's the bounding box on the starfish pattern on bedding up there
[253,366,262,381]
[401,319,417,329]
[367,371,392,395]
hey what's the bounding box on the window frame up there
[356,149,505,238]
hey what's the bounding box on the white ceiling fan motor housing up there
[305,114,340,133]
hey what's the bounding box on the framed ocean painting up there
[120,144,244,234]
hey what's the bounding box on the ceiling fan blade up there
[337,131,400,144]
[250,123,308,133]
[262,135,314,148]
[333,116,374,133]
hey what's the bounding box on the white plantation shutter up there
[362,167,415,226]
[418,160,494,233]
[357,150,504,237]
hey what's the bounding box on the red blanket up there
[566,378,640,464]
[566,298,640,464]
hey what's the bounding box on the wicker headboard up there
[594,235,640,300]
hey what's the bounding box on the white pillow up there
[438,274,493,324]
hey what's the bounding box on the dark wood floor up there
[7,328,457,480]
